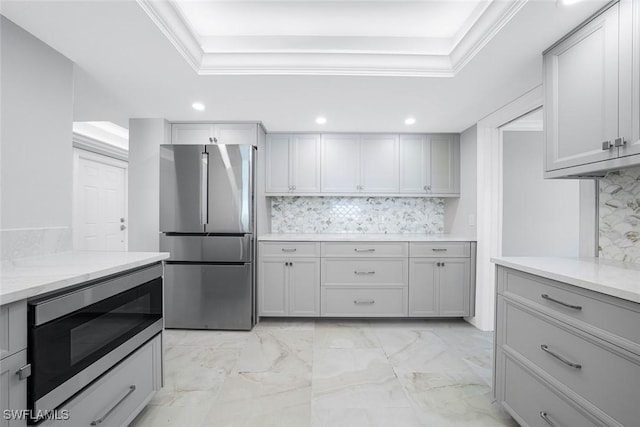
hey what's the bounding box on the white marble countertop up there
[492,256,640,304]
[259,233,476,242]
[0,251,170,305]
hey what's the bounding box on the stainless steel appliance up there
[27,264,163,424]
[159,143,256,330]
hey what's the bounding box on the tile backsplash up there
[599,166,640,263]
[1,226,72,260]
[270,197,444,234]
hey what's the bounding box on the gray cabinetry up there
[171,123,258,145]
[265,134,321,194]
[494,266,640,427]
[1,301,27,427]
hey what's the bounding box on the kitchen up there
[1,0,639,426]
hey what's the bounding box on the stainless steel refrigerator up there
[159,143,256,330]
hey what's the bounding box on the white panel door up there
[438,258,469,316]
[544,4,620,171]
[214,123,257,145]
[360,134,399,193]
[288,258,320,316]
[399,134,429,193]
[408,259,438,317]
[171,123,214,144]
[291,134,321,193]
[430,135,458,194]
[74,150,127,251]
[259,258,288,316]
[619,0,640,158]
[321,134,360,193]
[265,134,291,193]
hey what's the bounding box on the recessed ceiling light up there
[404,117,416,125]
[315,116,327,125]
[192,102,205,111]
[560,0,584,5]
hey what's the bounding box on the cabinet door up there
[360,135,399,193]
[288,258,320,316]
[399,135,429,193]
[265,134,291,193]
[408,259,438,317]
[214,123,257,145]
[619,0,640,158]
[171,123,215,144]
[259,259,288,316]
[321,134,360,192]
[291,134,321,193]
[544,4,620,171]
[439,258,470,316]
[429,135,459,194]
[1,350,27,427]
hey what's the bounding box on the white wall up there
[1,16,74,230]
[128,119,170,251]
[445,125,477,237]
[502,131,579,257]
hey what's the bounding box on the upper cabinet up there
[172,123,258,145]
[320,134,361,193]
[399,134,459,195]
[544,0,640,177]
[266,134,321,193]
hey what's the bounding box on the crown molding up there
[72,133,129,161]
[137,0,528,77]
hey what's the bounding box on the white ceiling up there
[1,0,608,133]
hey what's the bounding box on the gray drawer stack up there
[494,266,640,427]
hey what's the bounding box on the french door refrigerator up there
[160,143,256,330]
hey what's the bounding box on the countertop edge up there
[258,234,477,242]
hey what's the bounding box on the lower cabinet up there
[1,350,27,427]
[259,257,320,316]
[409,258,470,316]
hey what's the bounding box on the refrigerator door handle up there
[200,151,209,225]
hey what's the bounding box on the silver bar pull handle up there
[540,345,582,369]
[16,364,31,380]
[431,248,448,252]
[200,152,209,224]
[539,411,557,427]
[541,294,582,310]
[354,299,375,305]
[281,248,297,252]
[354,271,375,275]
[354,248,375,252]
[91,385,136,426]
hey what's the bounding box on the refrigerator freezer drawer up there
[164,263,253,330]
[160,234,253,262]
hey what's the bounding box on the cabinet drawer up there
[321,242,408,257]
[409,242,470,258]
[321,287,408,317]
[45,335,161,427]
[260,242,320,258]
[503,301,640,427]
[322,259,407,286]
[0,301,27,360]
[502,356,601,427]
[500,268,640,348]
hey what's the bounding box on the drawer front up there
[0,302,27,360]
[45,335,161,427]
[410,242,471,258]
[260,242,320,258]
[504,301,640,426]
[501,268,640,348]
[322,259,407,285]
[502,356,601,427]
[321,287,408,317]
[321,242,408,257]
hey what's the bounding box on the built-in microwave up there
[27,264,163,424]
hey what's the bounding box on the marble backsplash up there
[270,197,444,234]
[599,166,640,263]
[1,226,72,260]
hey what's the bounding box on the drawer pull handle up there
[281,248,297,252]
[354,299,375,305]
[541,294,582,310]
[354,248,375,252]
[431,248,448,252]
[539,412,557,427]
[354,271,375,275]
[540,345,582,369]
[91,385,136,425]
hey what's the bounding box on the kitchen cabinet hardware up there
[353,271,375,275]
[539,412,557,427]
[353,299,375,305]
[601,140,613,150]
[90,385,136,426]
[540,344,582,369]
[423,185,432,192]
[354,248,375,252]
[16,363,31,380]
[541,293,582,310]
[200,152,209,224]
[432,248,448,252]
[208,137,218,143]
[614,137,626,147]
[120,225,127,230]
[281,248,297,252]
[120,218,125,223]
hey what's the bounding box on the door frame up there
[72,148,129,251]
[470,85,598,332]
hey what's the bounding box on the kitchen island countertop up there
[0,251,169,305]
[492,256,640,304]
[258,233,476,242]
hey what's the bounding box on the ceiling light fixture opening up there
[192,102,205,111]
[315,116,327,125]
[405,117,416,125]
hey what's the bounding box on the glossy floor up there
[130,319,517,427]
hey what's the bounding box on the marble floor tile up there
[234,328,313,375]
[129,403,209,427]
[314,321,380,349]
[167,329,252,349]
[311,407,422,427]
[163,345,240,393]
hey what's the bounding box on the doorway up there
[73,149,128,250]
